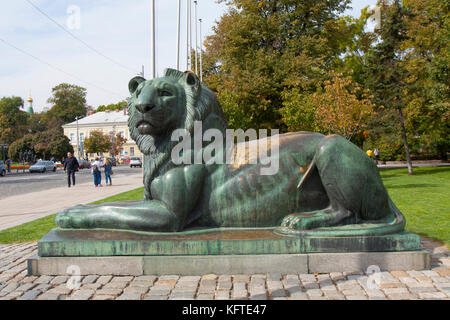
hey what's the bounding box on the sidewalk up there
[0,173,143,231]
[0,237,448,300]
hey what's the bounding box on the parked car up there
[107,157,117,166]
[119,157,130,164]
[0,161,5,177]
[29,160,56,173]
[78,159,91,169]
[130,157,142,168]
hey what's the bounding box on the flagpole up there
[176,0,181,70]
[194,1,198,75]
[150,0,156,79]
[199,18,203,82]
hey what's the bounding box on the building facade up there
[62,109,142,161]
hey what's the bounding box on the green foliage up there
[46,83,87,124]
[96,100,127,113]
[7,134,34,161]
[0,96,29,144]
[204,0,352,131]
[83,130,111,154]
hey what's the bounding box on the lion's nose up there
[136,103,155,113]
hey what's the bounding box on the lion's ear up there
[184,71,199,88]
[128,76,146,95]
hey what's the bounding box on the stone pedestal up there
[27,228,429,276]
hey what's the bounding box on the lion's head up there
[128,68,227,156]
[127,69,228,192]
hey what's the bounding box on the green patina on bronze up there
[52,68,413,249]
[37,228,420,257]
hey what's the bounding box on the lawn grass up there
[379,167,449,246]
[0,167,448,246]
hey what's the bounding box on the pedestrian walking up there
[63,152,79,188]
[374,148,380,165]
[92,157,103,187]
[104,159,113,186]
[5,158,11,173]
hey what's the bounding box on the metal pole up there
[199,18,203,82]
[151,0,156,79]
[186,0,190,70]
[194,1,198,75]
[76,116,80,159]
[176,0,181,70]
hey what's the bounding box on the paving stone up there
[20,276,38,284]
[197,294,214,300]
[383,287,410,295]
[390,271,410,278]
[169,292,195,300]
[346,296,367,300]
[37,293,63,300]
[435,269,450,277]
[147,288,171,296]
[117,293,142,300]
[96,275,113,285]
[82,275,99,284]
[16,282,37,292]
[92,295,116,300]
[408,287,437,294]
[135,275,158,283]
[144,295,168,300]
[50,276,68,285]
[267,280,283,291]
[103,281,129,289]
[18,290,42,300]
[233,275,250,282]
[303,282,320,290]
[217,281,232,291]
[421,270,439,278]
[95,288,123,296]
[215,291,230,300]
[270,289,287,298]
[70,289,95,300]
[1,282,19,293]
[324,292,345,300]
[365,289,386,298]
[387,294,418,300]
[431,276,449,283]
[306,289,323,297]
[34,283,52,291]
[407,271,424,278]
[123,286,150,294]
[250,293,267,300]
[111,276,134,282]
[336,280,359,290]
[48,284,73,295]
[342,289,366,296]
[81,283,102,290]
[299,274,316,283]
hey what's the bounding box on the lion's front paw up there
[55,205,92,229]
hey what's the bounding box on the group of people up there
[63,152,113,188]
[91,157,113,187]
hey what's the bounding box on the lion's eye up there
[159,90,172,97]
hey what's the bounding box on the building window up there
[79,133,84,142]
[119,131,125,139]
[120,148,124,156]
[130,147,135,156]
[70,133,75,142]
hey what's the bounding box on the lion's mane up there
[127,68,228,193]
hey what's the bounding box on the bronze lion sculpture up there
[55,68,405,236]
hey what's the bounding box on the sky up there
[0,0,377,113]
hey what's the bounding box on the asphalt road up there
[0,165,142,200]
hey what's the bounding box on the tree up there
[0,97,29,144]
[8,134,34,161]
[108,132,127,157]
[363,0,414,174]
[83,130,111,154]
[33,129,73,160]
[202,0,352,130]
[46,83,87,124]
[312,71,375,141]
[96,101,127,113]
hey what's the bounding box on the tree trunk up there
[398,107,413,175]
